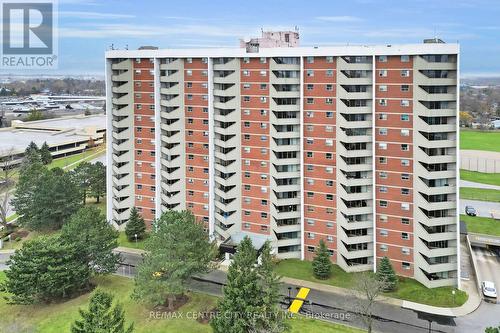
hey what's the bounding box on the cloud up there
[315,16,363,22]
[59,11,135,19]
[59,23,253,39]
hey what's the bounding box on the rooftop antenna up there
[125,44,129,50]
[110,43,114,50]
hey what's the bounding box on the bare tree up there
[352,272,389,333]
[0,148,17,229]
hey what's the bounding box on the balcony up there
[111,59,131,71]
[414,56,457,71]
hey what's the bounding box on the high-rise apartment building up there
[106,36,459,288]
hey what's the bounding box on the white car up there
[482,281,497,299]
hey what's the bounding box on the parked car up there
[465,205,477,216]
[482,281,497,299]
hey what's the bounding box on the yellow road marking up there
[288,287,310,313]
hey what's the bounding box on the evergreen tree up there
[125,207,147,241]
[61,206,120,275]
[24,141,39,157]
[376,257,398,291]
[2,235,90,304]
[71,162,93,204]
[89,161,106,203]
[39,142,53,165]
[71,289,133,333]
[132,210,218,308]
[485,325,500,333]
[312,239,332,279]
[212,237,261,333]
[254,241,289,333]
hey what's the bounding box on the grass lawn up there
[48,148,105,170]
[460,130,500,152]
[460,187,500,202]
[0,272,364,333]
[460,170,500,186]
[117,231,148,250]
[460,214,500,236]
[275,259,467,307]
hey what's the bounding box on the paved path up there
[461,180,500,191]
[460,199,500,218]
[90,152,106,165]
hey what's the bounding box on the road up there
[114,251,456,333]
[454,247,500,332]
[460,199,500,218]
[460,180,500,191]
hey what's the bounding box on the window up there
[260,96,267,103]
[186,82,192,88]
[326,222,334,228]
[186,70,192,76]
[260,57,266,64]
[379,186,388,193]
[379,157,387,164]
[186,58,192,63]
[401,159,410,166]
[401,218,410,225]
[243,223,250,229]
[402,232,410,240]
[326,56,334,63]
[326,69,334,77]
[379,215,388,223]
[401,69,410,77]
[306,84,314,90]
[401,173,410,180]
[401,144,409,151]
[202,70,208,76]
[401,100,410,107]
[307,70,314,77]
[379,70,387,77]
[401,55,410,62]
[307,56,314,63]
[401,114,410,121]
[379,85,388,92]
[380,229,389,236]
[243,57,250,63]
[402,247,410,255]
[402,262,411,270]
[379,128,388,135]
[327,235,334,242]
[243,96,250,102]
[307,98,314,104]
[380,201,388,208]
[378,55,387,62]
[260,70,267,76]
[379,113,387,120]
[401,188,410,195]
[326,98,333,104]
[401,129,410,136]
[379,99,387,106]
[243,83,250,90]
[401,84,410,92]
[380,244,388,252]
[243,70,250,76]
[379,142,387,150]
[260,83,267,90]
[326,84,333,91]
[401,203,410,211]
[307,232,315,239]
[379,171,388,179]
[307,246,315,253]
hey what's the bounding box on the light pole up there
[134,233,138,244]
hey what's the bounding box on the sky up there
[12,0,500,77]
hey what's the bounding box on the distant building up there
[0,114,106,167]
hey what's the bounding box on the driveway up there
[461,180,500,191]
[455,247,500,332]
[460,199,500,218]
